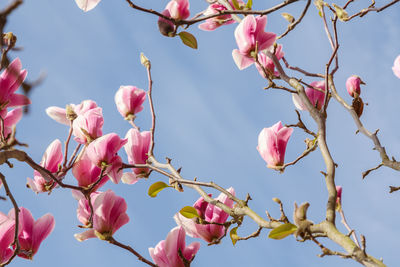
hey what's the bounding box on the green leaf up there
[268,223,298,240]
[148,181,170,198]
[231,0,240,10]
[178,32,198,49]
[179,206,200,219]
[245,0,253,9]
[230,226,239,246]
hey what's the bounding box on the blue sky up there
[1,0,400,266]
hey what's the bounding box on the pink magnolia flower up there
[232,15,276,70]
[8,207,55,260]
[149,226,200,267]
[0,215,15,265]
[392,55,400,79]
[46,99,98,126]
[174,188,235,243]
[336,185,342,211]
[198,4,235,31]
[72,107,104,144]
[2,108,22,138]
[114,85,146,120]
[123,129,151,184]
[86,133,127,183]
[75,0,101,12]
[256,44,284,78]
[27,139,63,193]
[165,0,190,20]
[72,156,108,189]
[0,58,30,118]
[257,121,293,169]
[74,190,129,241]
[346,75,364,98]
[292,80,327,111]
[73,191,101,227]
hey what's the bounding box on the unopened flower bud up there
[336,185,342,211]
[346,75,364,98]
[352,97,364,118]
[158,10,176,37]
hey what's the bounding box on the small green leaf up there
[230,226,239,246]
[148,181,170,198]
[245,0,252,9]
[332,3,348,21]
[231,0,240,10]
[268,223,298,240]
[179,206,200,219]
[178,32,198,49]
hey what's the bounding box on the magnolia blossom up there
[232,15,276,70]
[256,44,284,78]
[73,191,101,227]
[292,80,326,111]
[86,133,127,183]
[257,121,293,169]
[198,4,235,31]
[392,55,400,79]
[27,139,63,193]
[72,156,108,189]
[2,108,22,138]
[346,75,364,98]
[6,207,55,259]
[0,58,30,118]
[149,226,200,267]
[0,215,15,265]
[336,185,342,211]
[74,190,129,241]
[114,85,146,120]
[75,0,101,12]
[46,99,98,126]
[165,0,190,20]
[72,107,104,144]
[122,129,151,184]
[174,188,235,243]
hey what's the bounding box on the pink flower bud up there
[165,0,190,20]
[158,10,176,37]
[123,129,151,182]
[0,58,30,118]
[74,191,101,226]
[114,85,146,120]
[232,15,276,70]
[174,188,235,243]
[346,75,364,98]
[74,190,129,241]
[198,4,235,31]
[257,121,293,169]
[8,207,55,260]
[336,185,342,211]
[392,55,400,79]
[292,80,327,111]
[256,44,284,78]
[75,0,101,12]
[86,133,127,183]
[149,226,200,267]
[72,107,104,144]
[27,139,63,193]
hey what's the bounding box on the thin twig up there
[108,237,157,267]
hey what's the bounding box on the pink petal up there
[75,0,101,12]
[232,49,254,70]
[7,93,31,107]
[46,106,69,125]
